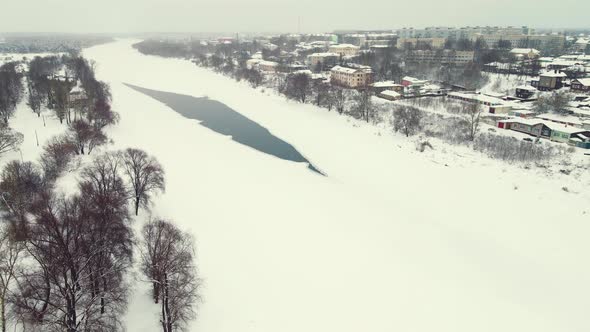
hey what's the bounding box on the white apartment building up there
[397,26,532,40]
[397,37,446,49]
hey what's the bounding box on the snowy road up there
[82,39,590,332]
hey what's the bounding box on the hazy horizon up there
[1,0,589,34]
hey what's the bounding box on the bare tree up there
[0,125,23,156]
[39,135,78,182]
[351,88,375,122]
[16,190,130,332]
[285,72,311,103]
[532,90,571,115]
[463,103,482,141]
[77,153,133,324]
[392,105,423,137]
[140,219,200,332]
[68,119,107,155]
[120,148,165,216]
[49,79,72,124]
[0,62,24,124]
[0,161,44,240]
[0,226,23,332]
[26,79,45,117]
[332,87,348,115]
[313,80,330,107]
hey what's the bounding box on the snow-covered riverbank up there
[63,39,590,332]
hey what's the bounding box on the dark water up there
[125,84,324,175]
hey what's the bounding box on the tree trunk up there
[135,196,140,216]
[101,276,107,314]
[1,295,6,332]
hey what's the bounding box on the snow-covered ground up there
[480,72,529,94]
[7,39,590,332]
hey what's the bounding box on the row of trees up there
[0,61,27,161]
[0,62,24,124]
[0,145,197,332]
[0,52,200,332]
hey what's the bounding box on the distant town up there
[127,26,590,152]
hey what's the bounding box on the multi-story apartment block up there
[471,33,565,54]
[397,37,446,49]
[330,65,373,88]
[406,50,475,65]
[397,26,532,40]
[307,52,340,71]
[329,44,360,57]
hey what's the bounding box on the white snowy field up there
[10,39,589,332]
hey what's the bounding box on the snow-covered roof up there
[331,65,366,74]
[540,71,567,78]
[448,92,507,106]
[509,109,536,115]
[371,81,398,88]
[402,76,428,84]
[510,48,540,55]
[573,78,590,86]
[379,90,401,98]
[259,60,278,67]
[548,60,581,67]
[307,52,339,58]
[330,44,360,49]
[503,117,587,134]
[536,113,583,126]
[516,85,537,91]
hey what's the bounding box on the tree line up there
[0,53,200,332]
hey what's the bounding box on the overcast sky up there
[1,0,589,34]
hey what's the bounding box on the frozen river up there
[82,39,590,332]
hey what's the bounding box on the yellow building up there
[328,44,360,57]
[330,65,373,88]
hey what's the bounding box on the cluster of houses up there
[445,87,590,149]
[233,29,590,149]
[497,117,590,149]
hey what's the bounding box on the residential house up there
[508,109,536,118]
[535,113,583,128]
[497,118,590,147]
[497,118,552,138]
[515,85,537,99]
[401,76,428,87]
[258,60,279,72]
[531,71,567,91]
[370,81,403,94]
[401,76,429,97]
[571,78,590,92]
[447,91,512,113]
[378,90,402,101]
